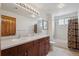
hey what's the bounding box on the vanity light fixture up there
[58,3,65,8]
[15,3,39,15]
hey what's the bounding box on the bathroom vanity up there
[1,35,50,56]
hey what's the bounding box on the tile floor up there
[47,44,79,56]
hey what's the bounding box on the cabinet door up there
[17,42,34,56]
[40,39,45,56]
[33,40,40,56]
[25,42,34,56]
[44,37,50,55]
[1,46,17,56]
[39,37,50,56]
[1,19,10,36]
[17,44,27,56]
[1,15,16,36]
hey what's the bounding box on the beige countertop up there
[1,34,49,50]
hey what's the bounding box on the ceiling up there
[30,3,79,15]
[1,3,79,18]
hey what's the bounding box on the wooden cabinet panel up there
[44,37,50,55]
[36,37,50,56]
[17,44,26,56]
[24,42,34,56]
[1,46,17,56]
[1,19,9,36]
[39,39,45,56]
[33,40,40,56]
[1,15,16,36]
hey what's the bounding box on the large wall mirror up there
[1,15,16,36]
[37,19,48,33]
[42,20,48,30]
[38,20,48,30]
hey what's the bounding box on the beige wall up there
[46,14,53,41]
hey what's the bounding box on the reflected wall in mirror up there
[1,15,16,36]
[37,20,48,34]
[38,20,48,30]
[43,20,48,30]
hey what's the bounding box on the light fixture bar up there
[15,3,39,15]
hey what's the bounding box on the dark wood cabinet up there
[44,37,50,55]
[1,36,50,56]
[33,39,40,56]
[1,46,17,56]
[17,44,26,56]
[25,42,34,56]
